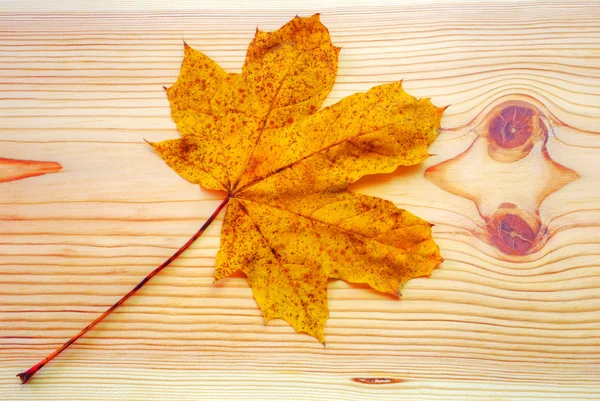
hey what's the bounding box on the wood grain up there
[1,1,599,399]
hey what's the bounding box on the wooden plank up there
[1,2,599,399]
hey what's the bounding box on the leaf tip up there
[144,138,157,149]
[439,104,451,114]
[302,13,321,25]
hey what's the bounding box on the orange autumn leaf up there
[16,14,447,385]
[150,14,445,341]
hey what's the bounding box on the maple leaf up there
[150,14,444,341]
[17,14,445,384]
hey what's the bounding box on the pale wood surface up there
[1,1,600,400]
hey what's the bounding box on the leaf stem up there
[17,196,230,384]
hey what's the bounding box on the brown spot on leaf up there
[179,137,199,154]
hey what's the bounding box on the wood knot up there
[479,100,549,163]
[487,204,542,255]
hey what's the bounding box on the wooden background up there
[1,1,599,399]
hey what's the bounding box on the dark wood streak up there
[352,377,405,385]
[0,157,62,183]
